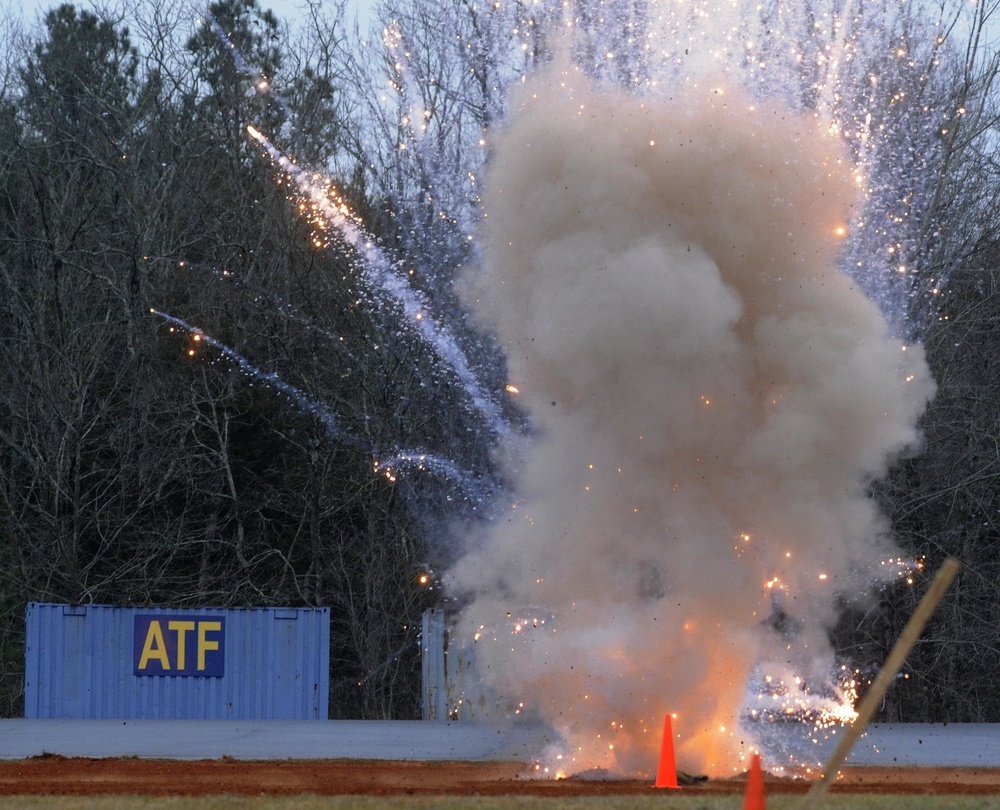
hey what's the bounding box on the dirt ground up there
[1,757,1000,797]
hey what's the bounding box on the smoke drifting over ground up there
[448,63,935,776]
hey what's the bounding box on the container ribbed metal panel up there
[24,603,329,720]
[421,609,446,720]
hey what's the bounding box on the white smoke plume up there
[447,62,935,777]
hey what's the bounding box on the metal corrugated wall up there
[24,603,330,720]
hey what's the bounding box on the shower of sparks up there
[568,0,971,335]
[193,0,978,780]
[451,599,878,775]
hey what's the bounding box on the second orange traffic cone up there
[744,752,766,810]
[654,713,679,788]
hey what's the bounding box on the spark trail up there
[151,308,349,442]
[201,11,296,125]
[246,125,510,441]
[150,308,490,500]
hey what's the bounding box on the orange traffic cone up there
[744,753,766,810]
[654,713,679,789]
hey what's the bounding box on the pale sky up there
[10,0,378,33]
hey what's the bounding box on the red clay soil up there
[1,757,1000,796]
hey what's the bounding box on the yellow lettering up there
[138,621,170,670]
[197,621,221,670]
[168,621,195,670]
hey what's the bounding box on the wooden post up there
[799,557,960,810]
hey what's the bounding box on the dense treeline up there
[1,0,1000,724]
[0,0,507,718]
[847,233,1000,721]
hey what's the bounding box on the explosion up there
[209,0,962,778]
[445,61,935,776]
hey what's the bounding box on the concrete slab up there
[0,719,556,761]
[2,718,1000,769]
[751,721,1000,768]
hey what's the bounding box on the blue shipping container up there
[24,602,329,720]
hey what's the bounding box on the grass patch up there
[2,797,1000,810]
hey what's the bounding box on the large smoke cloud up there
[448,62,935,776]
